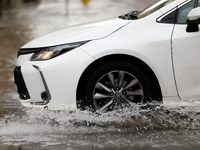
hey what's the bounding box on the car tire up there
[84,62,151,112]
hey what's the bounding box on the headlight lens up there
[30,41,89,61]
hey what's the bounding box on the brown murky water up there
[1,0,200,150]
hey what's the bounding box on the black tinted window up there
[177,0,195,24]
[160,10,177,24]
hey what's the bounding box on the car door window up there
[177,0,195,24]
[198,0,200,6]
[158,0,197,24]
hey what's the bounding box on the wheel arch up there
[76,54,162,108]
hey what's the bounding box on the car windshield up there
[137,0,175,18]
[119,0,175,20]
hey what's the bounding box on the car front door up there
[172,0,200,100]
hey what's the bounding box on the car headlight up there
[29,41,89,61]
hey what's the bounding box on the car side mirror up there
[186,7,200,32]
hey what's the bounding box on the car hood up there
[22,18,130,48]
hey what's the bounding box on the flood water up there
[0,0,200,149]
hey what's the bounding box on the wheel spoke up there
[123,79,138,91]
[126,89,143,96]
[91,69,145,113]
[119,103,124,109]
[116,104,122,110]
[99,99,113,112]
[123,97,137,106]
[107,73,115,88]
[95,82,112,93]
[118,71,125,88]
[94,93,113,100]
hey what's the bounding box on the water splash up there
[1,105,200,130]
[0,105,200,148]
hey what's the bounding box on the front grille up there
[14,67,30,100]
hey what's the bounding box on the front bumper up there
[14,65,51,106]
[14,47,94,110]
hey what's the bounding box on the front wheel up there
[84,62,151,113]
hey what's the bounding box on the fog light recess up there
[41,91,48,100]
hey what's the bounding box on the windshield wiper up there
[119,11,138,20]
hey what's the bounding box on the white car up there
[14,0,200,112]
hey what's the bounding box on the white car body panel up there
[82,11,177,97]
[172,24,200,100]
[15,0,200,110]
[22,18,130,48]
[19,48,95,109]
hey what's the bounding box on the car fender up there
[81,11,178,98]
